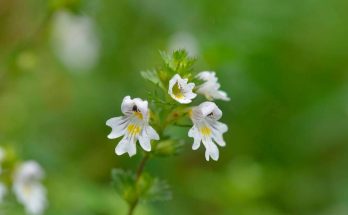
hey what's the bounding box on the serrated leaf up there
[111,169,137,204]
[138,174,172,202]
[140,70,160,85]
[160,49,196,77]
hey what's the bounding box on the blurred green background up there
[1,0,348,214]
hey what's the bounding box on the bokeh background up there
[1,0,348,214]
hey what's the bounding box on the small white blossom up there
[0,183,7,203]
[196,71,230,101]
[51,10,100,72]
[106,96,160,157]
[13,161,47,215]
[168,74,197,104]
[188,102,228,161]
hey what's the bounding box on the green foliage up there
[1,0,347,214]
[160,50,195,74]
[111,169,137,204]
[111,169,172,204]
[140,70,161,86]
[142,50,197,94]
[138,173,172,202]
[159,50,196,79]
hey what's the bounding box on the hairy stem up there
[127,153,150,215]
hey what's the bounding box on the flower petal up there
[196,71,230,101]
[217,90,230,101]
[186,92,197,100]
[188,126,201,150]
[216,121,228,133]
[202,139,219,161]
[121,96,133,115]
[198,102,222,120]
[115,137,136,157]
[168,74,196,104]
[145,125,160,140]
[133,98,149,119]
[106,116,127,139]
[212,132,226,147]
[138,134,151,151]
[24,183,46,215]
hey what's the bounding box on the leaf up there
[140,70,160,85]
[159,49,196,77]
[111,169,172,203]
[111,169,137,204]
[138,174,172,202]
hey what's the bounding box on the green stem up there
[127,153,150,215]
[127,106,191,215]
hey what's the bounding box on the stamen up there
[134,112,143,120]
[173,82,184,99]
[127,124,141,135]
[200,126,212,136]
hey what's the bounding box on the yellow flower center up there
[172,82,184,99]
[23,183,32,198]
[188,108,193,118]
[200,126,212,136]
[127,124,141,135]
[134,111,143,120]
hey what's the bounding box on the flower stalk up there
[127,153,150,215]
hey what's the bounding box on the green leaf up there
[111,169,172,204]
[159,49,196,77]
[138,173,172,202]
[111,169,137,204]
[140,70,160,85]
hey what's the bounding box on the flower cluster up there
[0,147,47,215]
[106,50,229,161]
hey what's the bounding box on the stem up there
[136,154,150,180]
[127,153,150,215]
[126,106,189,215]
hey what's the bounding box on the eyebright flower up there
[168,74,197,104]
[52,11,100,71]
[106,96,160,157]
[13,161,47,215]
[188,102,228,161]
[196,71,230,101]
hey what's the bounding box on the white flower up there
[13,161,47,215]
[0,183,7,203]
[168,74,197,104]
[188,102,228,161]
[196,71,230,101]
[51,10,100,72]
[106,96,160,157]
